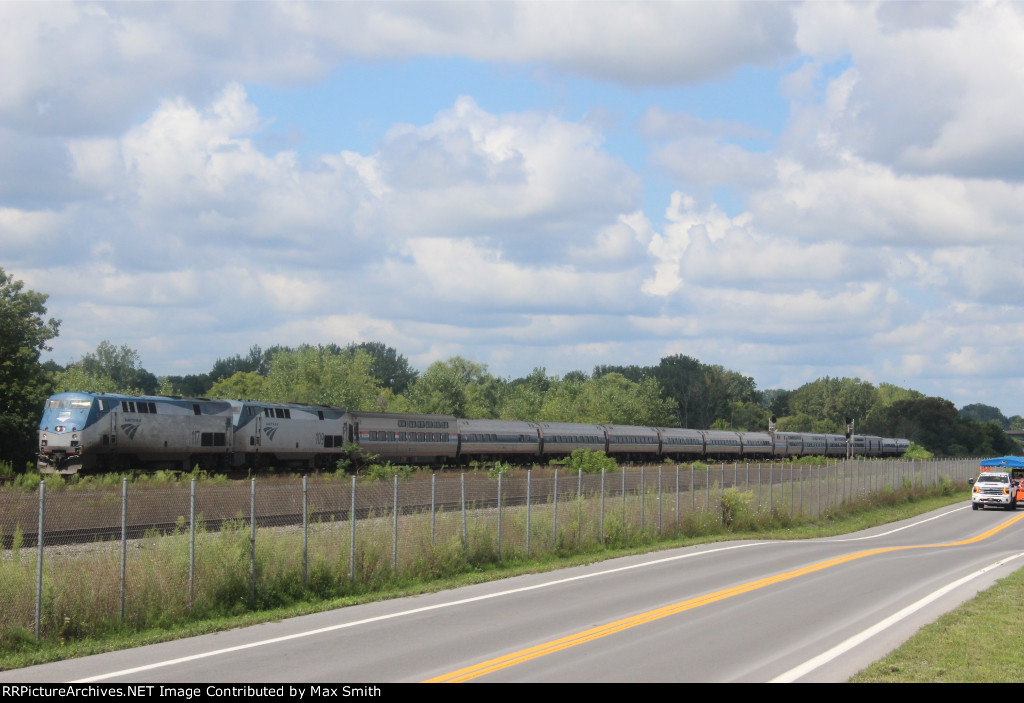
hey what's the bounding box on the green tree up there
[157,373,212,397]
[539,372,675,426]
[787,376,877,432]
[863,396,1015,457]
[261,345,384,410]
[0,269,60,466]
[208,371,267,400]
[959,403,1009,429]
[345,341,418,394]
[54,341,155,395]
[497,367,551,421]
[402,357,500,417]
[209,344,272,381]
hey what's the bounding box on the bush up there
[361,462,415,482]
[719,486,753,527]
[564,449,618,474]
[904,442,934,460]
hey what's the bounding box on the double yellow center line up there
[425,510,1024,682]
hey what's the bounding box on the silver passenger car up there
[659,428,705,459]
[604,424,661,460]
[457,418,540,462]
[532,422,607,458]
[349,411,458,464]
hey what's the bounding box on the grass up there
[0,476,974,673]
[851,564,1024,682]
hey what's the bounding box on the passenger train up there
[37,391,910,475]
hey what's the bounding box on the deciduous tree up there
[0,268,60,466]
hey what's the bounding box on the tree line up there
[1,267,1018,469]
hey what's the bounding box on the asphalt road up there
[4,501,1023,683]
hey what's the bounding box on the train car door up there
[108,405,118,453]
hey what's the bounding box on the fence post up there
[704,465,709,512]
[675,465,679,530]
[35,480,45,639]
[461,473,467,547]
[189,477,196,609]
[250,478,256,604]
[350,475,356,584]
[431,472,436,547]
[641,466,646,532]
[302,475,308,586]
[658,466,663,535]
[757,464,762,511]
[622,465,627,534]
[526,470,532,557]
[120,477,127,622]
[496,472,502,562]
[553,469,559,549]
[577,469,582,547]
[600,468,606,544]
[392,475,399,573]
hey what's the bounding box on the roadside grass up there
[851,564,1024,682]
[0,484,972,672]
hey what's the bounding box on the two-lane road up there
[4,502,1023,682]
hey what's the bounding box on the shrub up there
[719,486,754,527]
[564,449,618,474]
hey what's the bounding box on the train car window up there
[148,402,157,414]
[193,404,201,416]
[264,408,271,418]
[418,432,425,441]
[399,432,407,441]
[398,420,406,427]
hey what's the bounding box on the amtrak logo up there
[263,426,279,441]
[120,422,141,440]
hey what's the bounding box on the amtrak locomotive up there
[37,391,910,475]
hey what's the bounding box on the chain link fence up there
[0,458,976,645]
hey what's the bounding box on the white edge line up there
[768,550,1024,683]
[822,505,968,542]
[73,541,769,682]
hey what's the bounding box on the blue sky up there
[3,2,1024,418]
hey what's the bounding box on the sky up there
[3,2,1024,417]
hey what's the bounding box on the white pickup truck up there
[971,472,1021,511]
